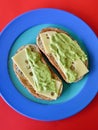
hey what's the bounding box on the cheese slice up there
[74,59,89,78]
[40,31,89,81]
[40,31,56,54]
[37,80,62,100]
[12,48,62,99]
[53,54,88,81]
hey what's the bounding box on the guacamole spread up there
[50,33,87,82]
[25,47,57,95]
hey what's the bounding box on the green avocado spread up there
[50,33,88,83]
[25,47,57,95]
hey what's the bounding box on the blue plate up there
[0,8,98,121]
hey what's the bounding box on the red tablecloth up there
[0,0,98,130]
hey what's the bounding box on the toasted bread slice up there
[12,45,63,100]
[37,28,88,83]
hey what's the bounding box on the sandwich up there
[12,45,63,100]
[37,28,89,83]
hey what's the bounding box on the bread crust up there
[37,28,88,83]
[13,45,63,100]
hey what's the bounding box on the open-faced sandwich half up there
[12,45,63,100]
[37,28,89,83]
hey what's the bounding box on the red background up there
[0,0,98,130]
